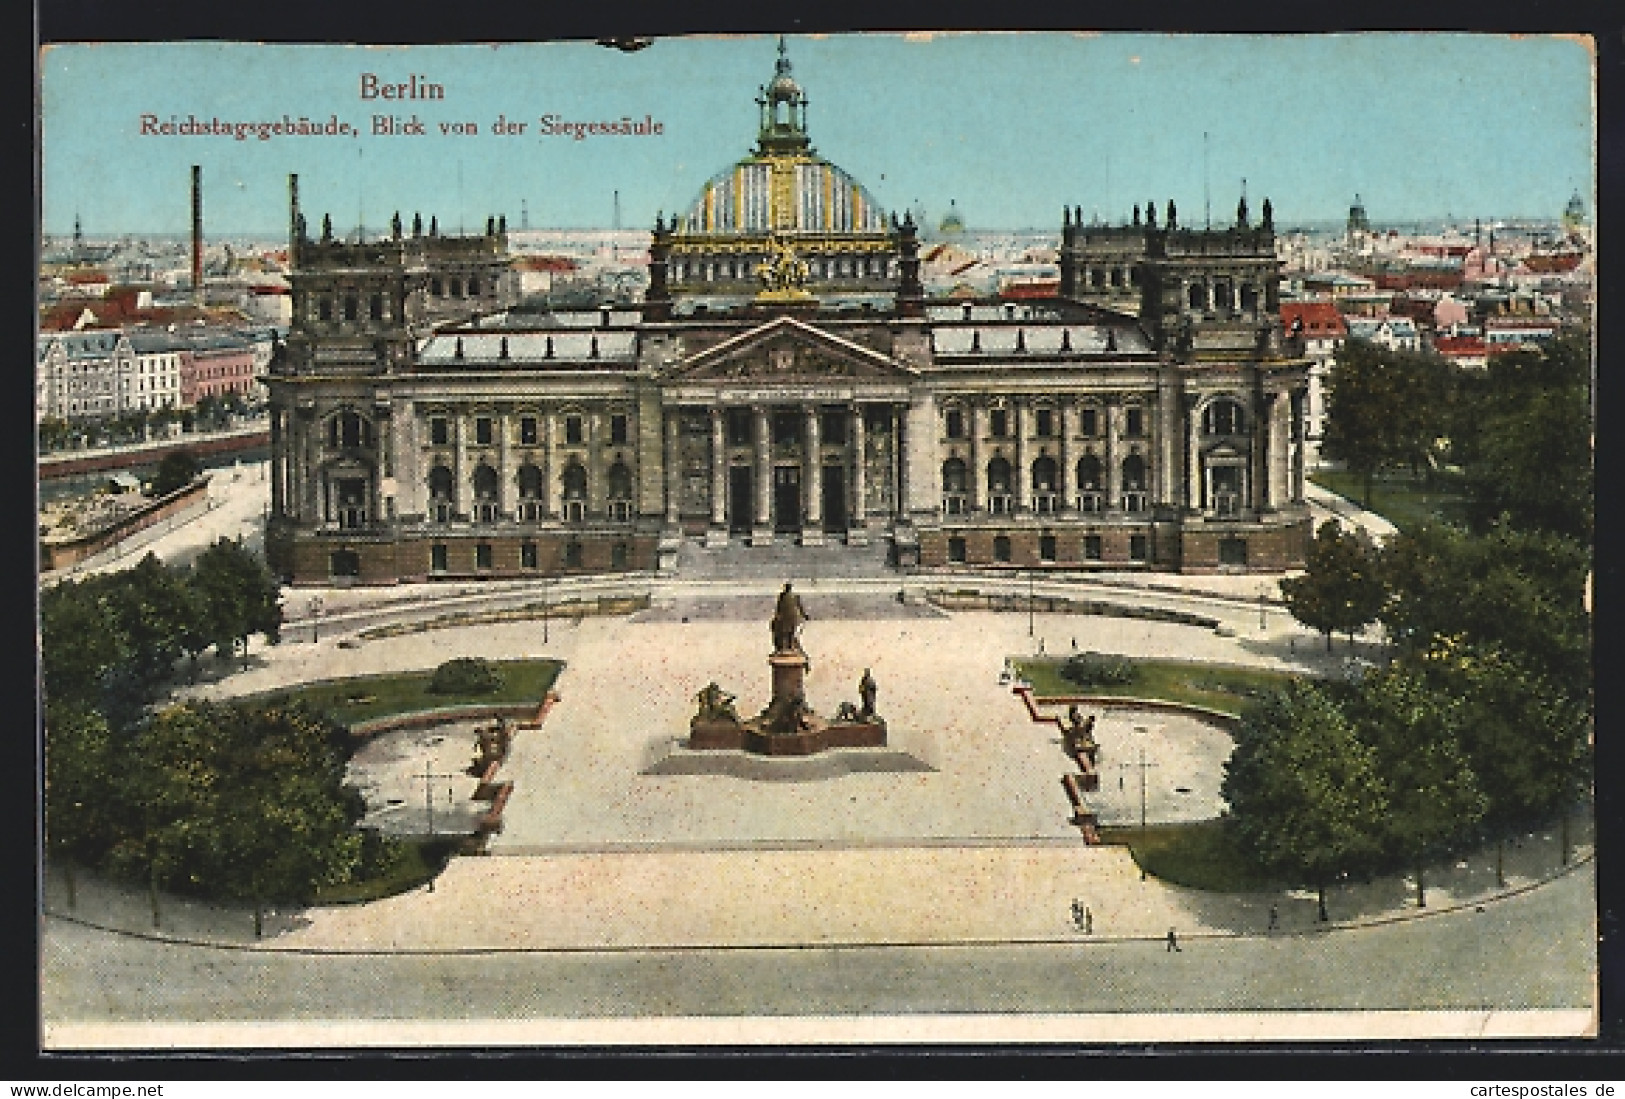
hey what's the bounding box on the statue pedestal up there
[768,649,809,708]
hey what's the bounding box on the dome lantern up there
[755,36,812,156]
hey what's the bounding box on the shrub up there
[427,657,503,695]
[1060,652,1140,689]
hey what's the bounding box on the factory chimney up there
[191,165,204,305]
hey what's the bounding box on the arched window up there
[1031,455,1058,493]
[428,465,454,501]
[1122,454,1146,491]
[562,462,587,500]
[942,457,968,493]
[473,464,499,501]
[328,410,373,449]
[987,456,1012,494]
[1203,399,1246,436]
[1076,453,1103,490]
[516,463,543,521]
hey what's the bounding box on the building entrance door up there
[822,463,847,533]
[773,466,802,533]
[729,466,753,532]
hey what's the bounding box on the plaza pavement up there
[139,595,1592,957]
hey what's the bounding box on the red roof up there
[1433,336,1486,357]
[513,255,578,272]
[1279,301,1347,337]
[999,281,1060,300]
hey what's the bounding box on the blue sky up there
[39,33,1595,236]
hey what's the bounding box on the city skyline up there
[40,33,1595,237]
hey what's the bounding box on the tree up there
[43,701,117,909]
[1345,665,1486,907]
[1321,340,1457,503]
[1416,637,1592,836]
[150,448,202,498]
[1453,336,1593,542]
[1379,523,1590,696]
[40,578,130,712]
[1222,680,1389,920]
[1280,519,1388,651]
[111,700,365,933]
[190,538,282,667]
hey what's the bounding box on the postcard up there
[36,31,1597,1050]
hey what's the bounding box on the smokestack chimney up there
[191,165,204,305]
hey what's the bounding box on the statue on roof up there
[756,235,812,297]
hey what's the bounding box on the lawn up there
[1310,469,1467,532]
[1012,657,1297,718]
[1097,819,1279,892]
[248,658,563,728]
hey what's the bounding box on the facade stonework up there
[268,45,1311,584]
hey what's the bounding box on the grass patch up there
[1310,469,1467,533]
[1097,819,1278,892]
[1013,658,1297,718]
[312,837,460,906]
[250,658,562,728]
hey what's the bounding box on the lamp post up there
[1028,568,1035,638]
[309,594,324,643]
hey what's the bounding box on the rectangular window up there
[430,544,448,573]
[520,416,538,445]
[947,536,967,563]
[370,295,384,321]
[821,411,847,445]
[475,543,493,570]
[1080,408,1098,436]
[521,541,538,569]
[1084,535,1103,561]
[1129,534,1148,561]
[728,408,753,446]
[1035,409,1054,438]
[430,417,449,445]
[566,415,584,445]
[990,409,1008,437]
[945,409,964,438]
[475,417,493,445]
[1039,534,1057,562]
[610,414,628,445]
[1126,408,1144,437]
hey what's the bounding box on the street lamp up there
[309,594,324,643]
[1028,568,1035,638]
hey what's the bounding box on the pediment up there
[666,316,918,384]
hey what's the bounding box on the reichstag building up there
[266,42,1313,584]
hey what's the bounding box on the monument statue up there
[694,681,741,724]
[771,581,809,653]
[858,668,878,719]
[757,234,811,294]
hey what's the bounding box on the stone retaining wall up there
[39,476,211,571]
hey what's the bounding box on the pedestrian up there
[1038,638,1045,655]
[1085,907,1093,935]
[1268,904,1279,932]
[1071,637,1078,652]
[1166,927,1181,952]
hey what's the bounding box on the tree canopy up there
[1280,519,1388,650]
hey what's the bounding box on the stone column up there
[1105,400,1121,511]
[803,406,823,543]
[1158,378,1179,508]
[851,402,867,526]
[1292,388,1308,503]
[1270,389,1291,509]
[968,401,983,512]
[1185,397,1202,512]
[542,409,557,518]
[905,393,937,519]
[1012,401,1027,513]
[664,408,680,526]
[1251,387,1270,512]
[269,408,285,514]
[452,411,467,518]
[1056,402,1071,511]
[497,410,513,518]
[753,405,772,542]
[891,404,904,519]
[710,406,727,526]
